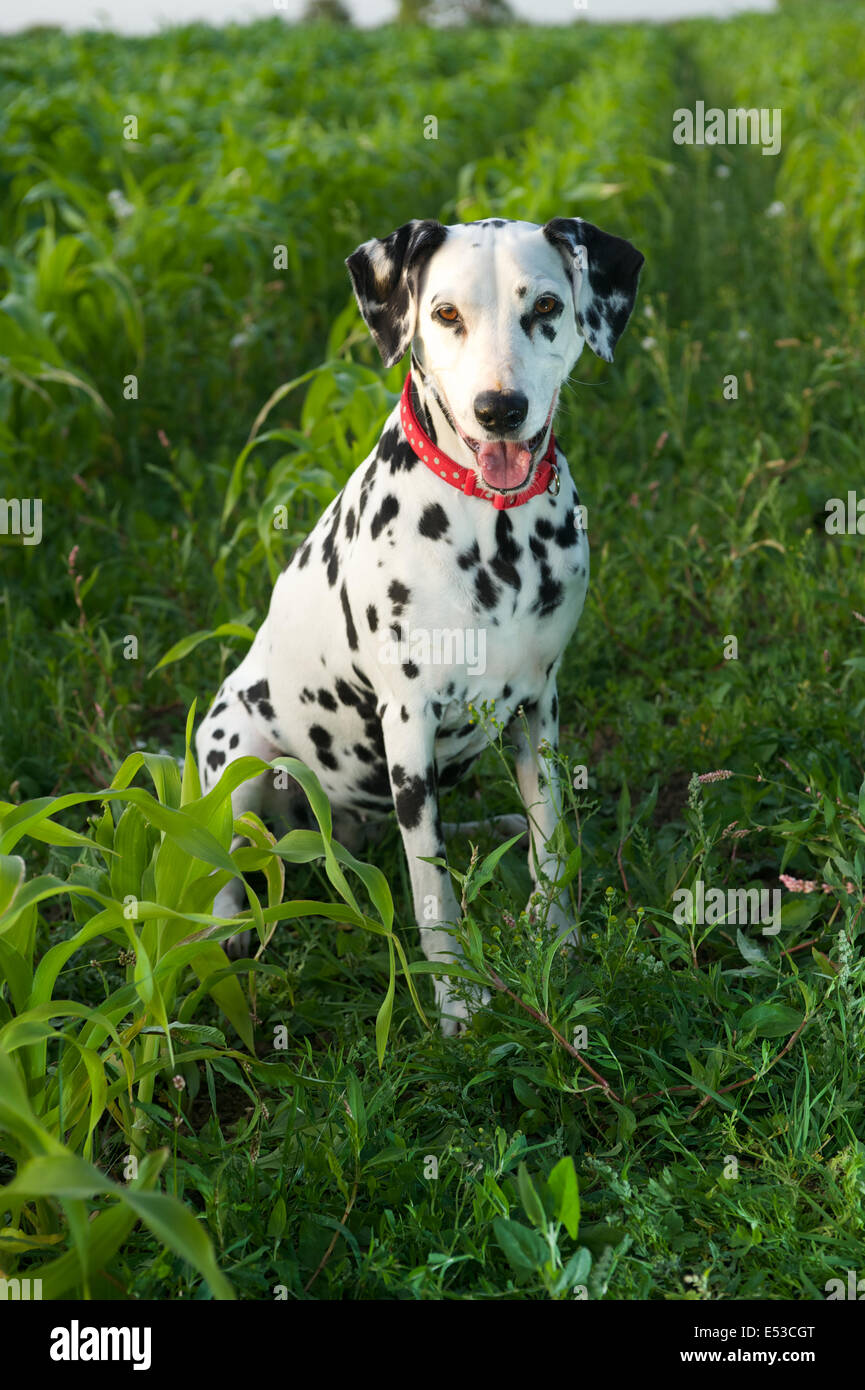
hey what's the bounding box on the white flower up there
[737,329,751,341]
[643,303,655,319]
[641,336,657,350]
[766,200,786,218]
[107,188,135,220]
[715,164,731,179]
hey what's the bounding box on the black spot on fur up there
[418,502,449,540]
[340,582,359,651]
[402,661,420,679]
[229,733,239,749]
[458,540,480,571]
[318,688,337,712]
[207,749,225,771]
[371,494,399,541]
[210,701,227,718]
[358,457,378,517]
[358,763,391,799]
[213,728,224,740]
[366,604,378,632]
[534,564,564,617]
[388,578,411,614]
[309,724,338,771]
[377,423,400,463]
[439,755,478,789]
[411,380,438,446]
[491,511,522,590]
[554,509,578,549]
[335,678,360,707]
[393,766,433,830]
[381,422,418,474]
[474,567,500,610]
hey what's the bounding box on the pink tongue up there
[477,440,532,490]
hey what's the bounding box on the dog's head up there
[347,216,644,494]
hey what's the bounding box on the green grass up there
[1,0,864,1300]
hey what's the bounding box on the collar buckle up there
[547,462,560,496]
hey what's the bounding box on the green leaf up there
[555,1245,592,1294]
[739,1003,805,1038]
[547,1156,581,1239]
[493,1216,547,1274]
[517,1162,547,1230]
[0,1153,234,1299]
[267,1196,287,1238]
[616,778,631,843]
[150,624,256,675]
[465,832,524,904]
[375,938,396,1067]
[0,854,25,916]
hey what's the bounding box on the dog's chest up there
[264,417,588,799]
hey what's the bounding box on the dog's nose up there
[473,390,529,434]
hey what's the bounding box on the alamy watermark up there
[0,1276,42,1299]
[673,879,780,935]
[824,492,865,535]
[673,102,782,156]
[379,625,487,677]
[0,497,42,545]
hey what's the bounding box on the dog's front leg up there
[381,704,468,1035]
[509,677,574,939]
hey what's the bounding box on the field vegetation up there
[0,0,863,1299]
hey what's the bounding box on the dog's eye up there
[535,295,559,315]
[434,305,460,324]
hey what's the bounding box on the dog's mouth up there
[454,397,557,493]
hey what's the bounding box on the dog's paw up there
[497,813,530,842]
[226,928,254,958]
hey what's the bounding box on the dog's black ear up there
[543,217,644,363]
[346,220,448,367]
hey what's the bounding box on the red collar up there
[399,373,559,510]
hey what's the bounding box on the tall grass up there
[1,0,864,1299]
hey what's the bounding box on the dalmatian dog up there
[196,216,643,1033]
